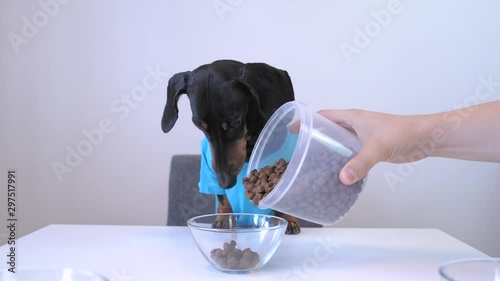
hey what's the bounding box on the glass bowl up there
[439,257,500,281]
[187,213,288,273]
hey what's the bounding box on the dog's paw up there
[274,211,301,235]
[211,214,232,229]
[285,220,301,235]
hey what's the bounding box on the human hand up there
[317,109,427,186]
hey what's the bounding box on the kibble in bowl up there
[187,213,287,273]
[246,101,367,225]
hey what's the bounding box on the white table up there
[0,225,489,280]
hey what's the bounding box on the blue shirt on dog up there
[198,137,275,215]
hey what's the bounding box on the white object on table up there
[0,225,489,281]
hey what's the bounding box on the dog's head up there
[161,60,294,188]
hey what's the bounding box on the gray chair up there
[167,154,321,228]
[167,154,215,226]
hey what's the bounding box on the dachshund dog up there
[161,59,301,234]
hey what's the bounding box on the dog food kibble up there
[210,240,260,270]
[243,151,364,224]
[243,158,288,206]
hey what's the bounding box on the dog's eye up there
[230,120,241,129]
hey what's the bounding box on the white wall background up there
[1,0,499,256]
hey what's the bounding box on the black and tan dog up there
[161,59,301,234]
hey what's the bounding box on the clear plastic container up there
[246,101,367,225]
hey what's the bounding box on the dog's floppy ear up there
[237,63,295,120]
[161,71,191,133]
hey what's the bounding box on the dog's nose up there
[217,172,237,189]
